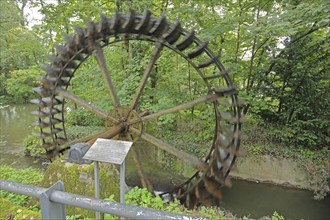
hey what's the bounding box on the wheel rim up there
[32,10,244,207]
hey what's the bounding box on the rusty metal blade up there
[149,15,167,37]
[122,11,136,32]
[204,178,223,200]
[42,65,74,78]
[198,57,216,69]
[176,30,195,51]
[110,11,121,34]
[31,97,63,107]
[188,42,208,59]
[203,73,225,80]
[136,10,151,33]
[33,87,51,97]
[164,21,181,44]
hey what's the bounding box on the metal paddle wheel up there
[32,10,244,207]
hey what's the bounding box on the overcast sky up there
[23,1,58,27]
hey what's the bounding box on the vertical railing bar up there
[40,181,66,219]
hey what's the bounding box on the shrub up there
[0,166,43,206]
[0,198,41,220]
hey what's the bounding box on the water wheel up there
[32,10,244,207]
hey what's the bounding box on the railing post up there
[40,181,66,219]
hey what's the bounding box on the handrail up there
[0,179,206,220]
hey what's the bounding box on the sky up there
[23,1,57,28]
[22,2,40,27]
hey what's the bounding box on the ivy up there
[0,166,43,206]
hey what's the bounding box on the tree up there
[0,0,23,73]
[0,1,45,99]
[11,0,330,148]
[6,66,43,103]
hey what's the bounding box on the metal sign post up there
[83,138,133,220]
[94,161,100,220]
[120,161,125,204]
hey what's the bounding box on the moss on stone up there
[0,198,41,220]
[41,158,120,217]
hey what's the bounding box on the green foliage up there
[66,107,104,126]
[0,1,23,74]
[300,148,330,200]
[65,125,105,141]
[197,206,225,219]
[0,166,43,206]
[105,188,182,219]
[5,66,43,103]
[163,199,182,214]
[1,26,45,70]
[272,211,284,220]
[246,145,263,158]
[3,0,328,150]
[125,186,164,210]
[0,198,41,220]
[23,129,45,157]
[2,2,328,217]
[122,187,233,219]
[66,215,94,220]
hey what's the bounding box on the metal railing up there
[0,180,206,220]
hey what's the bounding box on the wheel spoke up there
[86,124,124,146]
[56,88,108,119]
[128,92,219,125]
[130,42,163,110]
[93,43,121,107]
[58,126,122,149]
[131,147,154,193]
[130,128,208,172]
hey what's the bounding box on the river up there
[0,104,329,219]
[0,104,48,169]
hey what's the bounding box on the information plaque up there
[83,138,133,164]
[83,138,133,220]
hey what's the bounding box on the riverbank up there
[230,155,312,190]
[1,104,329,219]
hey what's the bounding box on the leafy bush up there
[0,166,43,206]
[65,107,104,126]
[105,187,230,219]
[197,206,225,219]
[65,125,105,141]
[0,198,41,220]
[105,187,185,219]
[300,148,330,200]
[125,187,164,210]
[5,66,43,103]
[272,211,284,220]
[23,131,44,157]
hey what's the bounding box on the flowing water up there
[221,180,330,219]
[0,104,329,219]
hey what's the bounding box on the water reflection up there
[0,104,46,169]
[221,179,330,219]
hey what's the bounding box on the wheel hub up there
[105,107,144,141]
